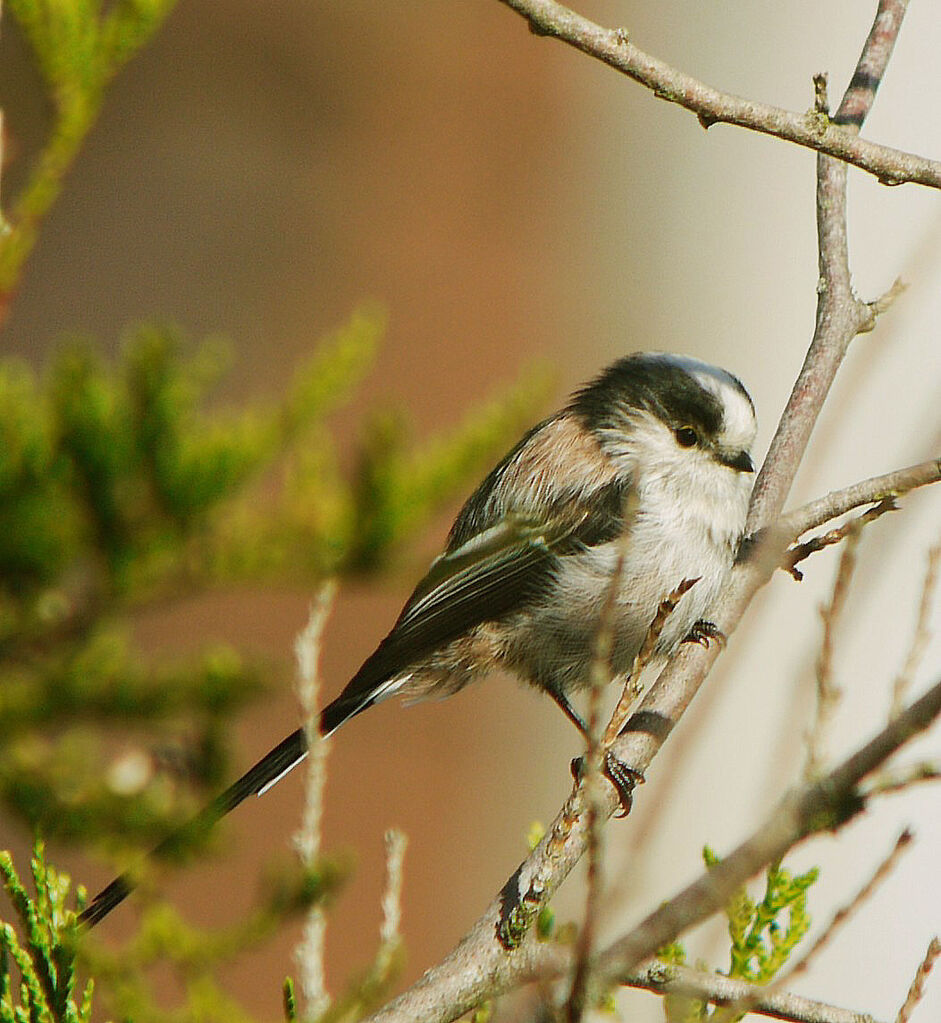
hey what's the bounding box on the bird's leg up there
[546,686,590,738]
[684,619,726,648]
[569,749,644,817]
[548,689,644,817]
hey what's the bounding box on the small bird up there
[80,351,756,927]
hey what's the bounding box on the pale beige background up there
[1,2,939,1020]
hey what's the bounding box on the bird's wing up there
[320,516,563,731]
[392,474,634,659]
[396,516,560,637]
[322,474,632,733]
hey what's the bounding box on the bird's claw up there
[684,619,726,649]
[571,751,644,817]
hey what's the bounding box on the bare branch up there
[360,424,933,1017]
[868,276,907,317]
[788,830,912,978]
[570,568,695,1021]
[566,537,627,1023]
[496,0,940,189]
[891,541,941,716]
[745,1,914,529]
[804,530,859,780]
[379,829,408,960]
[590,681,941,994]
[781,459,941,542]
[833,0,908,129]
[366,676,941,1022]
[863,761,941,798]
[748,167,867,530]
[896,937,941,1023]
[359,6,934,1020]
[603,576,698,745]
[784,499,897,581]
[621,961,885,1023]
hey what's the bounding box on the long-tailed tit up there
[81,351,756,926]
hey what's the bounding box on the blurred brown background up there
[2,2,940,1020]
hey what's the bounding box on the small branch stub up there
[814,72,831,115]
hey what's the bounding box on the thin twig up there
[602,576,698,746]
[569,532,697,1020]
[833,0,909,129]
[803,528,860,780]
[378,829,408,965]
[570,567,704,1020]
[567,515,633,1023]
[292,583,337,1021]
[784,498,896,581]
[497,0,940,189]
[749,0,911,528]
[750,172,862,528]
[781,459,941,543]
[868,277,907,317]
[862,761,941,798]
[895,937,941,1023]
[367,675,941,1022]
[782,829,913,979]
[622,960,884,1023]
[891,541,941,716]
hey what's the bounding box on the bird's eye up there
[675,426,698,448]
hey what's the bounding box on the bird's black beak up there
[717,449,755,473]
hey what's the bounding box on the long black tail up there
[79,688,371,928]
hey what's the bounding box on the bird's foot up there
[684,619,726,649]
[571,751,644,817]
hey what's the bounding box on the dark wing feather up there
[321,518,560,731]
[323,473,633,732]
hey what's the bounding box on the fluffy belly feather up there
[504,510,734,694]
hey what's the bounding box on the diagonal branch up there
[592,677,941,992]
[834,0,908,128]
[896,937,941,1023]
[783,497,896,581]
[497,0,939,189]
[714,830,913,1023]
[529,950,888,1023]
[746,3,911,529]
[747,157,866,529]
